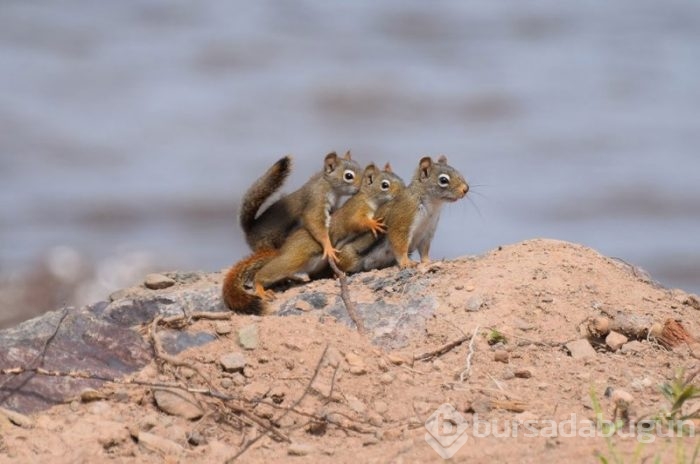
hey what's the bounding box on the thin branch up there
[328,260,366,334]
[459,325,480,382]
[413,333,473,362]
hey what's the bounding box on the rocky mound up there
[1,239,699,462]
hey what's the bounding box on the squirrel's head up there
[324,151,362,196]
[360,162,406,205]
[412,155,469,202]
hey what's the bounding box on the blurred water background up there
[1,0,699,327]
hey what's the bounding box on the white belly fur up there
[407,202,443,252]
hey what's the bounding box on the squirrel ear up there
[363,163,377,184]
[343,150,352,160]
[325,152,339,172]
[418,156,433,180]
[437,155,448,165]
[383,162,393,173]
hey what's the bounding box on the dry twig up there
[328,260,366,334]
[459,325,480,382]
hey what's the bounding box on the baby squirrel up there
[223,163,404,314]
[239,151,362,261]
[337,155,468,272]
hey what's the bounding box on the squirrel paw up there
[322,244,340,263]
[368,217,387,237]
[254,283,275,302]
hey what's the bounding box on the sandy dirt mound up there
[2,239,700,463]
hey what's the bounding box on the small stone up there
[325,346,343,368]
[605,331,628,352]
[80,388,106,402]
[288,442,315,456]
[285,359,295,370]
[346,395,366,414]
[465,285,475,292]
[620,340,647,354]
[153,388,204,420]
[367,412,383,427]
[138,431,184,455]
[466,295,484,312]
[345,352,364,367]
[180,367,195,379]
[220,352,247,373]
[494,350,509,363]
[238,324,258,350]
[294,300,313,312]
[350,366,367,375]
[215,322,232,335]
[220,378,233,389]
[515,369,533,379]
[0,407,34,428]
[188,431,206,446]
[379,373,394,385]
[387,353,407,365]
[502,368,515,380]
[588,316,610,337]
[566,339,597,359]
[374,400,388,414]
[144,273,175,290]
[454,285,464,290]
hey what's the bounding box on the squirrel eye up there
[380,180,390,191]
[343,170,355,182]
[438,174,450,187]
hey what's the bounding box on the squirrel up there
[223,163,405,314]
[239,151,362,260]
[336,155,468,272]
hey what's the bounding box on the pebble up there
[144,273,175,290]
[80,388,106,402]
[466,295,484,312]
[345,352,367,374]
[288,442,315,456]
[214,322,232,335]
[138,431,184,455]
[379,373,395,385]
[374,400,389,414]
[153,388,204,420]
[494,350,509,363]
[566,339,597,359]
[294,300,313,312]
[346,395,366,414]
[0,407,34,429]
[187,431,206,446]
[515,368,533,379]
[238,324,258,350]
[620,340,647,354]
[605,331,628,352]
[220,352,247,373]
[387,353,408,365]
[220,378,233,389]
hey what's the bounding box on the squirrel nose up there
[461,184,469,196]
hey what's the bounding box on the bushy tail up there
[222,249,278,314]
[239,156,292,236]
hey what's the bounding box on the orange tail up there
[222,249,278,314]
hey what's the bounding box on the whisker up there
[467,195,483,219]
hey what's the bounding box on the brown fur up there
[222,248,279,314]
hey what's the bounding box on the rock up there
[387,353,408,365]
[566,339,597,359]
[515,368,533,379]
[288,442,315,456]
[220,378,233,389]
[96,421,131,449]
[220,352,247,373]
[379,373,394,385]
[79,388,107,402]
[346,395,366,414]
[325,346,343,368]
[187,431,207,446]
[0,407,34,428]
[214,322,232,335]
[605,331,628,352]
[494,350,509,363]
[345,352,364,367]
[374,400,388,414]
[294,300,313,312]
[350,366,367,375]
[466,295,484,312]
[144,273,176,290]
[238,324,258,350]
[153,389,204,420]
[620,340,647,354]
[588,316,610,337]
[138,431,184,456]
